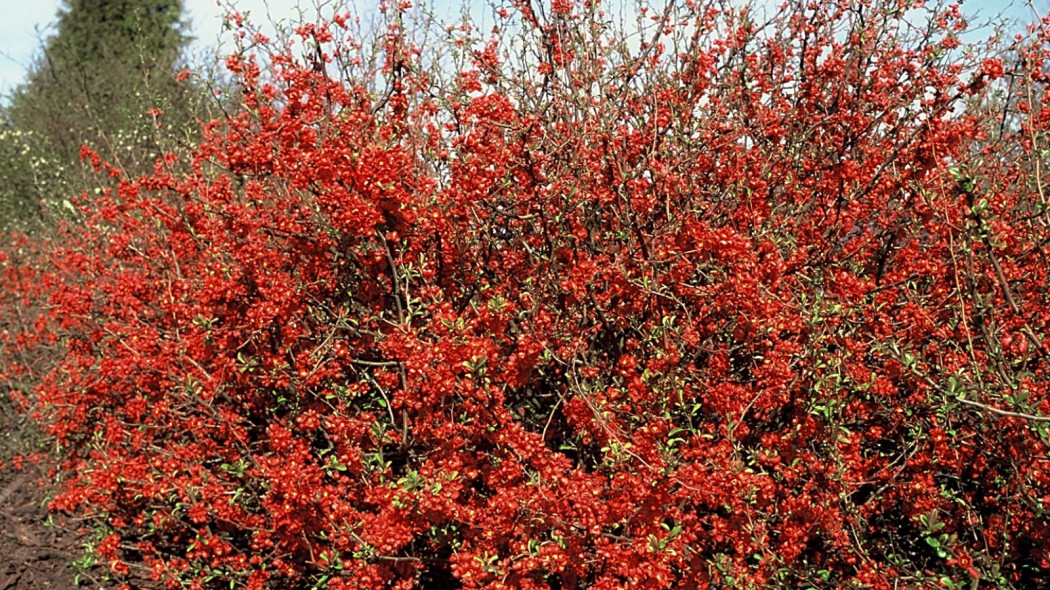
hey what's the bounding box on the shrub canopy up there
[3,0,1050,588]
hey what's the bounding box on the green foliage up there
[0,0,214,232]
[0,125,66,232]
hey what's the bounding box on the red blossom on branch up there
[3,1,1050,588]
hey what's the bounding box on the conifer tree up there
[0,0,206,231]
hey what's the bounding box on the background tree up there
[0,0,214,232]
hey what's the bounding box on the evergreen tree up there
[0,0,208,231]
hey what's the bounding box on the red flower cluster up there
[3,1,1050,588]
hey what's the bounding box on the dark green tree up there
[0,0,211,231]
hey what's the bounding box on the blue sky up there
[0,0,1045,100]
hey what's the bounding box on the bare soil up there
[0,393,89,590]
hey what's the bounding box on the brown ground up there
[0,470,84,589]
[0,392,94,590]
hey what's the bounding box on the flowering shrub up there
[3,0,1050,588]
